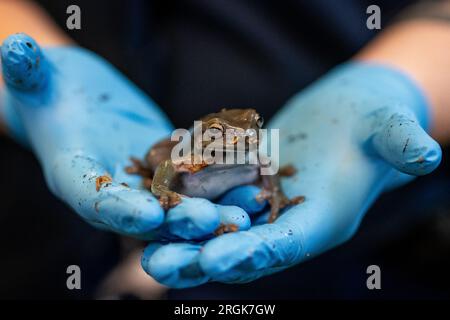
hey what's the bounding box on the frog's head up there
[199,108,263,151]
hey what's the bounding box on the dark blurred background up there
[1,0,449,299]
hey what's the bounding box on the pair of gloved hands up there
[0,34,441,288]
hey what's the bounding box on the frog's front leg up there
[151,160,182,210]
[257,167,305,223]
[125,157,153,189]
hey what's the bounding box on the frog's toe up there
[158,192,182,210]
[169,193,182,208]
[290,195,305,206]
[158,195,170,210]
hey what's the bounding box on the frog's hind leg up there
[268,193,305,223]
[125,157,152,177]
[151,160,182,210]
[257,173,305,223]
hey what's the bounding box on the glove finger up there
[372,111,441,175]
[0,33,46,144]
[216,205,251,232]
[50,152,165,236]
[162,198,221,240]
[141,242,209,288]
[1,33,48,92]
[149,201,251,241]
[218,185,267,214]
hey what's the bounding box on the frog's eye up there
[256,116,264,128]
[209,123,224,134]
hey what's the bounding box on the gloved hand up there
[142,62,442,287]
[0,33,251,239]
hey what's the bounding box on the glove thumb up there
[372,109,441,176]
[1,33,48,92]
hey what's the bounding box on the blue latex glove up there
[0,33,251,239]
[142,62,442,287]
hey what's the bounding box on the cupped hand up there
[0,33,251,239]
[142,63,442,287]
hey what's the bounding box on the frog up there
[125,108,304,229]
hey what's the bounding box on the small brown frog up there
[126,108,304,223]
